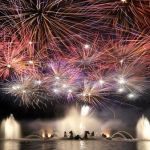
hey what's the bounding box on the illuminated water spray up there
[57,105,100,136]
[1,114,21,139]
[81,105,90,117]
[136,116,150,150]
[80,105,90,133]
[136,116,150,140]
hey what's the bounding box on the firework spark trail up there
[0,33,149,106]
[0,1,149,107]
[101,34,150,68]
[0,40,43,79]
[0,40,27,79]
[93,0,150,30]
[0,0,102,48]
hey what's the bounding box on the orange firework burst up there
[0,41,27,79]
[95,0,150,30]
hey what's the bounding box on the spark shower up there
[0,0,149,107]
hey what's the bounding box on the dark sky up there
[0,90,150,120]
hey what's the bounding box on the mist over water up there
[56,106,101,136]
[56,106,122,137]
[26,105,122,138]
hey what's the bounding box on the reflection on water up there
[80,141,86,150]
[56,141,87,150]
[3,141,20,150]
[0,140,136,150]
[56,140,135,150]
[137,141,150,150]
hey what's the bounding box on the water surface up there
[0,140,143,150]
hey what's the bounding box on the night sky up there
[0,0,150,120]
[0,90,149,120]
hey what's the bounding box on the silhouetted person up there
[83,131,90,139]
[64,131,67,138]
[69,131,74,139]
[91,131,95,137]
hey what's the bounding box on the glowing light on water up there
[47,133,51,138]
[42,131,45,138]
[105,132,110,138]
[1,114,21,139]
[3,141,20,150]
[102,129,111,138]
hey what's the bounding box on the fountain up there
[57,105,101,137]
[136,116,150,150]
[1,114,21,139]
[136,115,150,140]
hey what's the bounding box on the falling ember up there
[99,80,105,86]
[118,88,125,93]
[118,77,126,85]
[28,60,34,65]
[84,44,90,49]
[127,93,136,99]
[6,64,11,68]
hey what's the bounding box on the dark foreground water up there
[0,140,149,150]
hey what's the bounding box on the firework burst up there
[1,75,48,106]
[0,0,149,108]
[0,0,99,47]
[0,41,27,79]
[92,0,150,31]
